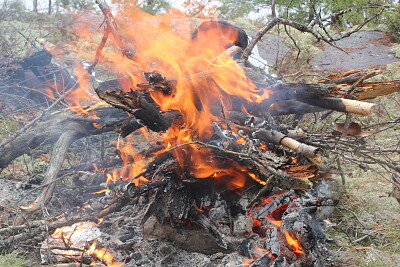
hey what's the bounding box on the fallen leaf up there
[336,122,375,137]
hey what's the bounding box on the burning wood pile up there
[0,2,399,267]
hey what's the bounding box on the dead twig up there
[87,26,111,74]
[95,0,135,60]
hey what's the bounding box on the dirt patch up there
[310,31,399,70]
[370,33,397,45]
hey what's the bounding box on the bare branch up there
[330,9,384,41]
[240,9,384,64]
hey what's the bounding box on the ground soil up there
[255,30,399,71]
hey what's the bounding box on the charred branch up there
[95,89,177,132]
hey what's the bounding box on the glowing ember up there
[235,137,246,144]
[243,258,254,266]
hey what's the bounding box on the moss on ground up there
[390,43,400,58]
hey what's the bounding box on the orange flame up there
[91,189,110,194]
[50,223,122,266]
[270,220,282,228]
[87,242,123,267]
[248,172,266,186]
[117,139,146,183]
[290,156,298,164]
[284,231,304,254]
[66,7,272,191]
[66,63,98,118]
[235,137,246,144]
[44,87,56,100]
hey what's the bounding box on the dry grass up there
[320,91,400,266]
[0,252,28,267]
[333,166,400,266]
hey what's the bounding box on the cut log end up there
[341,98,376,116]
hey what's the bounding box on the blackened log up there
[271,83,333,100]
[228,111,305,137]
[237,234,257,258]
[139,71,177,95]
[228,111,268,128]
[95,89,174,132]
[114,116,143,137]
[268,100,326,116]
[124,180,168,198]
[252,192,294,220]
[132,152,175,181]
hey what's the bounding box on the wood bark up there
[336,80,400,100]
